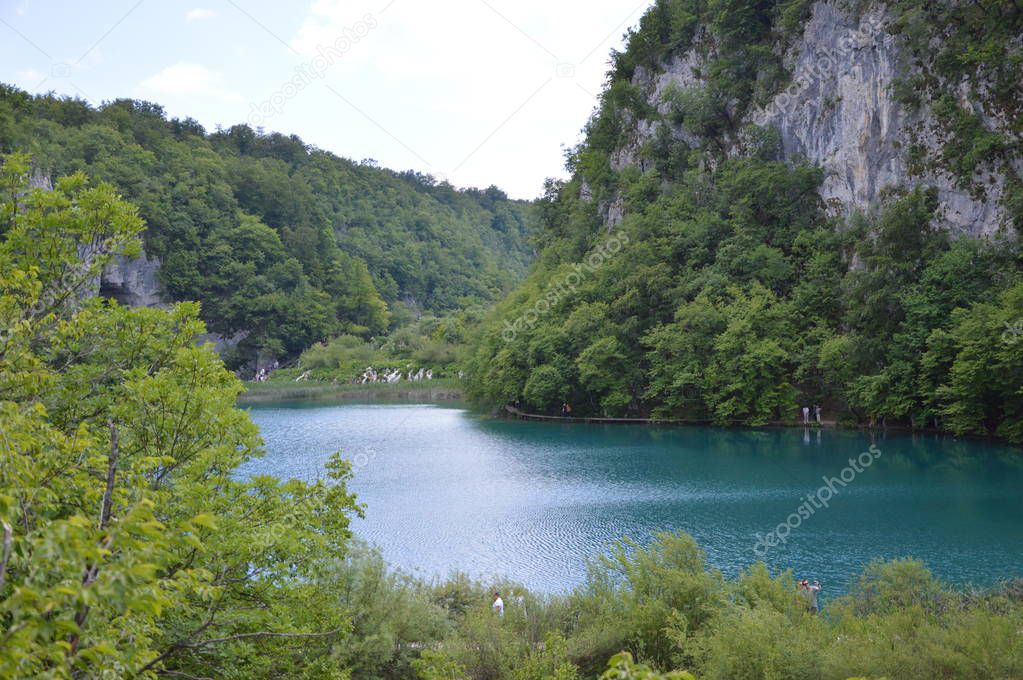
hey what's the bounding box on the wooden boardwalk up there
[503,405,706,425]
[503,405,837,428]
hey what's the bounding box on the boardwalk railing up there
[503,405,707,425]
[502,405,836,428]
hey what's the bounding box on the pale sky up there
[0,0,650,198]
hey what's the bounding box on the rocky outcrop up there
[752,2,1011,235]
[28,170,52,191]
[25,172,247,359]
[614,1,1019,237]
[100,252,250,357]
[196,330,248,356]
[100,252,165,308]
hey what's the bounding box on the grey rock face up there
[100,251,165,308]
[752,2,1010,235]
[753,4,902,217]
[26,173,248,358]
[616,1,1017,236]
[29,170,52,191]
[196,330,249,356]
[102,252,248,358]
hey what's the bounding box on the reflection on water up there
[238,402,1023,593]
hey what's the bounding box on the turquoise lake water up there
[239,401,1023,595]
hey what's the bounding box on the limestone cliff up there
[100,253,164,308]
[604,0,1021,236]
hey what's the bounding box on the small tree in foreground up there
[0,153,361,679]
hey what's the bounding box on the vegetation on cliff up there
[3,0,1023,675]
[465,0,1023,442]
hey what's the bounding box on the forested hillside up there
[0,85,535,364]
[466,0,1023,442]
[4,146,1023,680]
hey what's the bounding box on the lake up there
[239,401,1023,595]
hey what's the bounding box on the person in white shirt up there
[808,580,822,614]
[491,592,504,617]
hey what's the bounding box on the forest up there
[465,0,1023,442]
[0,85,536,366]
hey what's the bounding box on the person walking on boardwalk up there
[802,405,810,424]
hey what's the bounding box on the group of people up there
[253,360,280,382]
[560,402,573,417]
[356,366,433,384]
[801,404,823,425]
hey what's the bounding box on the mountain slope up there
[466,0,1023,442]
[0,86,536,363]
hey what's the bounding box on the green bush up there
[301,335,383,370]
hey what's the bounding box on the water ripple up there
[241,403,1023,593]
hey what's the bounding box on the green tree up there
[923,283,1023,442]
[0,155,360,678]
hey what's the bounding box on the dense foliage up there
[0,155,362,678]
[0,86,536,365]
[298,534,1023,680]
[291,305,483,381]
[466,0,1023,442]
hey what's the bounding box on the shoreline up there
[503,405,842,428]
[500,405,1020,445]
[236,390,1017,446]
[238,378,463,404]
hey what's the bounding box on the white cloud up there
[281,0,638,195]
[139,62,242,103]
[185,8,217,22]
[290,0,375,58]
[16,67,43,84]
